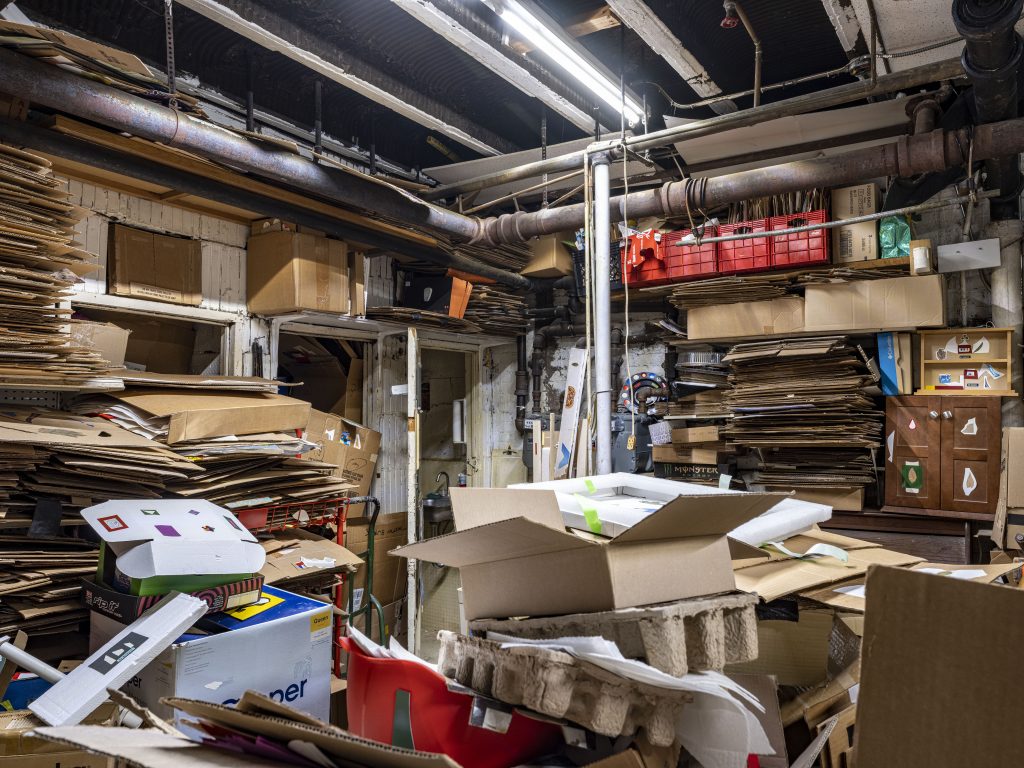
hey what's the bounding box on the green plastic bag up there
[879,215,912,259]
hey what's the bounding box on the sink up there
[422,493,452,524]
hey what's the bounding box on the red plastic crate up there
[718,219,770,274]
[661,226,719,283]
[620,229,666,287]
[769,209,830,268]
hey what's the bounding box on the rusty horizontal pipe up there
[423,56,966,201]
[470,116,1024,244]
[0,47,482,242]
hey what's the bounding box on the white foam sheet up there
[510,474,831,545]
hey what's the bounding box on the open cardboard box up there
[260,528,363,588]
[82,499,266,596]
[393,487,779,620]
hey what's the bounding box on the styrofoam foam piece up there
[470,591,758,677]
[509,474,830,543]
[436,631,690,746]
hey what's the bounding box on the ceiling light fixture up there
[493,0,644,126]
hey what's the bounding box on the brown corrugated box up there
[831,184,879,264]
[854,567,1024,768]
[70,321,131,368]
[346,513,407,606]
[247,231,349,315]
[687,297,805,340]
[804,275,945,333]
[109,223,202,306]
[395,487,778,620]
[349,252,366,316]
[521,235,573,278]
[110,389,311,444]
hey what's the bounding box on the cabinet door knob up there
[929,411,939,419]
[942,411,953,420]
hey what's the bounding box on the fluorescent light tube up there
[496,1,643,125]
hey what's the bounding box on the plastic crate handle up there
[735,226,753,235]
[787,217,807,227]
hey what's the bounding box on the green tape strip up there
[574,493,602,534]
[584,478,596,494]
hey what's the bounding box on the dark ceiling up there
[13,0,857,172]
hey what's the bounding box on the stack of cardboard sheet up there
[71,383,354,511]
[0,142,118,389]
[0,410,200,659]
[669,274,792,311]
[462,285,530,336]
[723,336,882,497]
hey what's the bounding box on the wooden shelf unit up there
[915,327,1016,397]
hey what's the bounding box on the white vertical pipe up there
[405,327,419,654]
[592,153,613,474]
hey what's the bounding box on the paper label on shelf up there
[902,461,923,494]
[887,431,895,463]
[719,473,732,489]
[963,467,978,497]
[961,418,978,436]
[973,337,990,354]
[908,419,917,431]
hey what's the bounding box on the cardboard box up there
[521,235,573,278]
[0,705,114,767]
[70,321,131,369]
[831,183,878,218]
[89,585,332,729]
[110,389,311,444]
[346,513,407,607]
[790,486,865,512]
[394,487,778,620]
[340,358,364,422]
[653,462,721,483]
[876,331,913,395]
[302,409,344,463]
[0,21,150,77]
[332,418,381,498]
[119,316,196,374]
[854,566,1024,768]
[82,499,266,596]
[687,297,804,340]
[671,426,720,444]
[804,275,945,333]
[82,576,264,622]
[260,528,363,588]
[247,231,349,315]
[402,274,472,319]
[349,252,366,316]
[250,218,296,235]
[109,224,201,306]
[651,444,727,464]
[833,220,877,264]
[993,427,1024,550]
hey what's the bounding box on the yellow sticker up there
[225,592,284,621]
[310,610,332,633]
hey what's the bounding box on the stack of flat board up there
[0,142,119,389]
[463,285,530,336]
[367,306,482,333]
[723,337,883,492]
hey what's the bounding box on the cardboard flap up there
[449,487,564,531]
[120,540,266,578]
[729,537,769,561]
[611,492,784,545]
[164,696,462,767]
[392,516,592,567]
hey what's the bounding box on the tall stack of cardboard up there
[723,336,883,508]
[0,142,117,388]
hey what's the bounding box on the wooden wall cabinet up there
[884,395,1001,517]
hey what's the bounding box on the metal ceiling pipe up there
[592,153,613,475]
[471,116,1024,244]
[0,47,481,242]
[0,117,533,289]
[953,0,1024,218]
[423,56,966,201]
[722,1,762,107]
